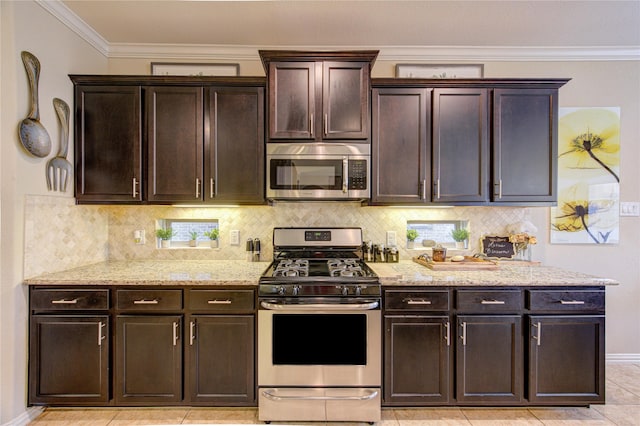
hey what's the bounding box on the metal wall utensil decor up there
[551,107,621,244]
[46,98,72,192]
[150,62,240,76]
[18,51,51,158]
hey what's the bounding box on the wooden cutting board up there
[413,256,499,271]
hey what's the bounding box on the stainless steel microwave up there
[266,143,370,200]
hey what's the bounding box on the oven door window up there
[272,314,366,365]
[270,159,343,190]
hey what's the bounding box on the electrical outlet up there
[386,231,397,247]
[134,230,145,245]
[620,202,640,217]
[230,230,240,245]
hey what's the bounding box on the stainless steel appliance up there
[258,227,381,423]
[266,143,370,200]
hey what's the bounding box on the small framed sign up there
[481,236,515,258]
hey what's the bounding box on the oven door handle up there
[260,300,379,311]
[262,389,378,401]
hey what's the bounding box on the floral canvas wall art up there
[551,107,620,244]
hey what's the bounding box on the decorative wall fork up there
[46,98,73,192]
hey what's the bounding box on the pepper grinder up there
[246,238,254,262]
[253,238,261,262]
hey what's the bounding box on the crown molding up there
[36,0,109,57]
[39,1,639,62]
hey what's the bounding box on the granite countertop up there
[367,260,618,287]
[23,259,618,287]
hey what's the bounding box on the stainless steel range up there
[258,227,381,423]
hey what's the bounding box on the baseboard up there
[1,406,44,426]
[607,353,640,363]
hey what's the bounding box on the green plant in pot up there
[406,229,419,249]
[189,231,199,247]
[155,228,175,248]
[204,228,220,248]
[451,228,469,249]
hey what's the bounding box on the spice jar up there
[432,245,447,262]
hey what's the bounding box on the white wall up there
[0,1,107,423]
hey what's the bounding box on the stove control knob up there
[278,286,286,296]
[341,286,349,296]
[355,286,362,296]
[292,285,300,296]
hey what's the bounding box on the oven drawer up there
[384,290,450,311]
[116,289,182,311]
[527,289,605,313]
[189,289,255,312]
[456,289,523,313]
[31,289,109,311]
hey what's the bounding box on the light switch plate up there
[230,230,240,245]
[620,202,640,217]
[386,231,397,247]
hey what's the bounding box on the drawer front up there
[189,289,255,312]
[31,289,109,311]
[116,289,182,311]
[456,289,523,313]
[528,290,605,312]
[384,290,450,311]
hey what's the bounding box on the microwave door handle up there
[342,156,348,193]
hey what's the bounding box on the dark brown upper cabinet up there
[432,88,489,204]
[74,84,142,204]
[492,88,558,203]
[260,50,378,142]
[371,87,431,204]
[147,86,204,203]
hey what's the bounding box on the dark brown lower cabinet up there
[29,315,109,405]
[528,315,605,404]
[188,315,255,405]
[115,315,183,404]
[384,315,451,405]
[455,315,523,404]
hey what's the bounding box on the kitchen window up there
[156,219,219,248]
[407,220,468,248]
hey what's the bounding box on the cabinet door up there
[323,61,370,140]
[456,315,522,404]
[205,87,265,203]
[371,88,430,204]
[528,315,605,404]
[147,86,203,202]
[268,61,315,139]
[75,85,142,203]
[29,315,109,405]
[493,89,558,203]
[384,315,451,405]
[115,315,182,404]
[432,89,489,203]
[187,315,255,405]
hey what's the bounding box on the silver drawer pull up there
[406,299,432,305]
[560,300,585,305]
[51,298,78,304]
[133,299,159,305]
[481,299,505,305]
[208,299,232,305]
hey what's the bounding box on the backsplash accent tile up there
[24,196,532,277]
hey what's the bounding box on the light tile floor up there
[29,363,640,426]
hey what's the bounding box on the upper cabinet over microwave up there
[259,50,378,142]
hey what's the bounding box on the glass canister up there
[432,245,447,262]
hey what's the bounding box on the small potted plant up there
[204,228,220,248]
[406,229,419,249]
[451,228,470,249]
[189,231,199,247]
[155,228,175,248]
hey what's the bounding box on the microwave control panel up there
[348,160,368,190]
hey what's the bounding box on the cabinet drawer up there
[456,289,523,313]
[31,289,109,311]
[384,290,450,311]
[189,289,255,312]
[116,289,182,311]
[528,290,605,312]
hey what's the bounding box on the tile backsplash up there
[24,196,532,278]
